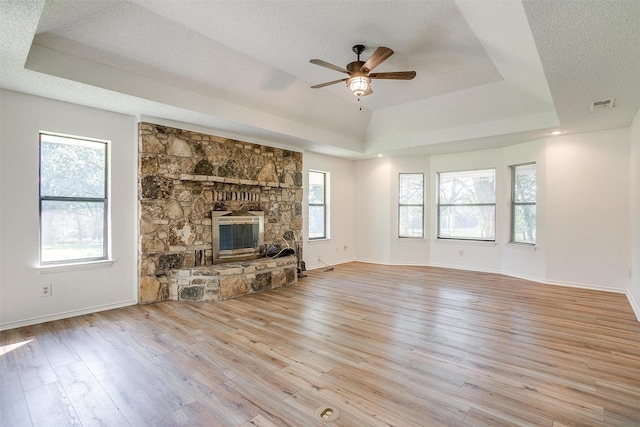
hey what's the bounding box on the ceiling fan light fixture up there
[347,76,370,97]
[310,45,415,98]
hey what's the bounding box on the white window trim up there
[37,259,115,274]
[436,168,497,242]
[308,170,329,240]
[509,162,536,245]
[39,131,111,266]
[398,172,425,239]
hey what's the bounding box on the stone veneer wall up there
[138,122,303,304]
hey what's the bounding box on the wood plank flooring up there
[1,262,639,426]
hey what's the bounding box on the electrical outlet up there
[317,255,321,261]
[41,284,52,297]
[459,250,464,256]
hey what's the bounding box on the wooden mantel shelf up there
[165,173,297,189]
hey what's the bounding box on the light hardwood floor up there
[1,262,639,426]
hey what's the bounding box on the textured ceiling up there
[523,0,640,135]
[1,0,639,158]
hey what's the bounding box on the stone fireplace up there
[212,210,264,262]
[137,122,302,304]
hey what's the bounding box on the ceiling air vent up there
[589,98,615,111]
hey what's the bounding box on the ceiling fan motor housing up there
[347,61,367,76]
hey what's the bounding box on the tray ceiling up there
[1,0,638,158]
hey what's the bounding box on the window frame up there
[510,162,536,245]
[437,168,496,242]
[398,173,424,239]
[39,132,110,265]
[308,170,328,240]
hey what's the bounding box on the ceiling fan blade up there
[311,77,348,89]
[310,59,349,74]
[361,47,393,72]
[369,71,416,80]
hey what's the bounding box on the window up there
[308,170,327,239]
[39,133,109,264]
[511,163,536,244]
[398,173,424,238]
[437,168,496,241]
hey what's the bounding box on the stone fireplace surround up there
[138,122,302,304]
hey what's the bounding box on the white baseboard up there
[627,291,640,322]
[427,262,504,276]
[354,258,431,267]
[304,258,355,271]
[500,268,628,295]
[0,299,138,331]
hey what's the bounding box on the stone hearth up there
[171,256,297,302]
[137,122,302,304]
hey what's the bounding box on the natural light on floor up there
[0,339,32,356]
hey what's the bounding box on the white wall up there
[0,90,138,330]
[354,127,634,297]
[354,158,391,264]
[544,128,630,291]
[303,151,356,270]
[630,109,640,317]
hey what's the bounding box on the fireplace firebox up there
[212,211,264,263]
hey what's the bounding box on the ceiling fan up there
[310,45,416,97]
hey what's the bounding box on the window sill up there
[434,238,497,247]
[396,237,427,243]
[307,238,331,244]
[37,259,115,274]
[506,242,537,251]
